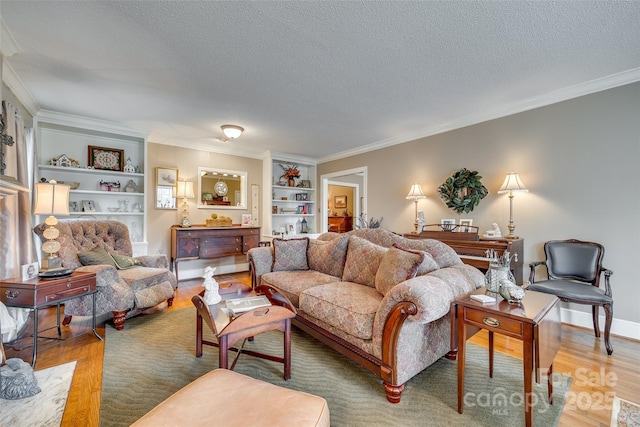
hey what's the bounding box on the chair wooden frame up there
[529,239,613,355]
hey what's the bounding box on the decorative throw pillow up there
[375,245,425,295]
[272,238,310,271]
[77,246,117,267]
[393,244,440,276]
[109,252,142,270]
[308,234,350,277]
[342,236,387,288]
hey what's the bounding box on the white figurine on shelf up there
[483,223,502,238]
[202,266,221,305]
[123,157,136,173]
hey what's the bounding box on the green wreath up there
[438,168,488,214]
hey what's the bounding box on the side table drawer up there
[1,287,35,306]
[45,285,91,303]
[463,306,524,338]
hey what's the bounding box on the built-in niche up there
[197,167,247,210]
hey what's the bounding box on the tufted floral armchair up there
[33,219,176,330]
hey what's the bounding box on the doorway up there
[320,167,367,233]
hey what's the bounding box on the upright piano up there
[403,225,524,284]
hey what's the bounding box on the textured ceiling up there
[2,1,639,161]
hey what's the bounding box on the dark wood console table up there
[403,229,524,284]
[171,225,260,281]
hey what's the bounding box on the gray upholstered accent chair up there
[33,219,176,330]
[528,239,613,355]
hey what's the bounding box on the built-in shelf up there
[35,111,149,255]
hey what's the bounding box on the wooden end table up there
[0,271,102,367]
[452,288,561,427]
[191,281,296,379]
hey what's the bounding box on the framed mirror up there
[198,167,247,210]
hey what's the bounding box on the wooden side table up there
[191,281,296,379]
[0,271,102,367]
[453,288,561,427]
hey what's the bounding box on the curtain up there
[1,101,34,343]
[2,101,36,266]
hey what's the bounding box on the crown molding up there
[264,151,317,166]
[0,18,20,57]
[150,137,264,160]
[34,110,150,139]
[318,68,640,164]
[2,60,39,116]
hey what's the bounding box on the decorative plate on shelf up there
[214,180,228,196]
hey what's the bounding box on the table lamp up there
[176,180,195,227]
[406,183,426,233]
[34,180,70,271]
[497,172,528,239]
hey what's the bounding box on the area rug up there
[0,360,76,427]
[100,308,571,427]
[611,397,640,427]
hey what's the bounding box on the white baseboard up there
[561,307,640,341]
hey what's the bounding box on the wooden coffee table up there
[452,287,561,427]
[191,281,296,379]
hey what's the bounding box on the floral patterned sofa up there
[33,220,176,330]
[248,228,483,403]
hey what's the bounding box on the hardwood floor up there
[3,272,638,427]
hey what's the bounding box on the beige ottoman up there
[131,369,330,427]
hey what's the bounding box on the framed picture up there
[82,200,96,212]
[301,180,311,188]
[156,186,176,209]
[156,167,178,186]
[241,214,252,226]
[440,218,456,231]
[69,201,79,212]
[287,223,296,236]
[21,262,39,281]
[334,195,347,209]
[88,146,124,171]
[458,219,473,232]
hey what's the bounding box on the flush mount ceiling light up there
[220,124,244,140]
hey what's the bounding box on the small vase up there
[288,178,295,187]
[485,263,515,293]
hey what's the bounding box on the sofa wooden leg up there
[167,296,174,307]
[383,382,404,404]
[113,310,127,330]
[445,349,458,360]
[62,315,73,326]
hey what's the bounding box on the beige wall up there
[146,143,262,277]
[319,82,640,327]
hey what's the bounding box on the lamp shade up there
[221,125,244,139]
[406,183,426,200]
[175,181,195,198]
[497,173,528,194]
[34,180,70,216]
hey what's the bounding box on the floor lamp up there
[406,183,426,233]
[497,172,528,239]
